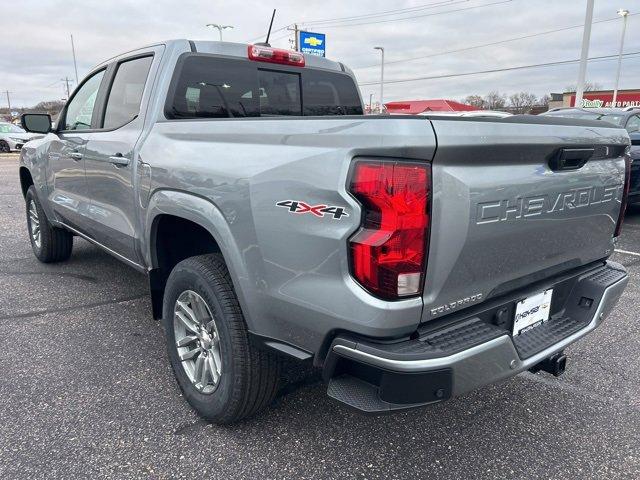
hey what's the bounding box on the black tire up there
[0,140,10,153]
[25,186,73,263]
[163,254,280,424]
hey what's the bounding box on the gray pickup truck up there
[19,40,631,424]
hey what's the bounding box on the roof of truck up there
[95,39,346,73]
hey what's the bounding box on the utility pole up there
[612,9,630,107]
[287,24,300,50]
[575,0,594,109]
[61,77,72,99]
[5,90,11,112]
[369,93,374,113]
[70,34,79,85]
[374,47,385,113]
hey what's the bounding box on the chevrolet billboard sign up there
[299,31,326,57]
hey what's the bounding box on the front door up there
[47,69,106,231]
[83,54,155,263]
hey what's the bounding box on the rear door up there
[422,118,627,322]
[82,50,158,263]
[47,68,107,230]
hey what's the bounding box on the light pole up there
[369,93,374,113]
[206,23,234,41]
[612,9,630,107]
[374,46,384,113]
[575,0,594,109]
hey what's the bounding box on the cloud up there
[1,0,638,107]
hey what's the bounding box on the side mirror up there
[21,113,52,134]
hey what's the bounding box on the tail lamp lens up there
[614,148,631,237]
[348,160,430,299]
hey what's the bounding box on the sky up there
[1,0,639,108]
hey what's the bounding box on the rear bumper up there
[324,261,628,413]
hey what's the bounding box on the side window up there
[626,115,640,134]
[103,56,153,129]
[63,70,105,131]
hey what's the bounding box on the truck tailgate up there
[422,117,628,322]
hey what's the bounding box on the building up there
[550,88,640,109]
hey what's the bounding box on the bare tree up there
[463,95,486,109]
[564,81,603,92]
[538,94,551,107]
[484,91,507,110]
[508,92,538,114]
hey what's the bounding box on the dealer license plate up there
[513,289,553,336]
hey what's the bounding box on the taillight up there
[614,148,631,237]
[348,160,431,299]
[247,45,305,67]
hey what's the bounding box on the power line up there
[246,24,290,43]
[246,0,508,42]
[303,0,514,29]
[300,0,463,26]
[357,51,640,86]
[350,13,639,69]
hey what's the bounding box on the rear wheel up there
[163,254,280,424]
[0,140,10,153]
[25,186,73,263]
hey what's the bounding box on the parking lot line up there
[614,249,640,257]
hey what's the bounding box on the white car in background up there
[0,122,35,152]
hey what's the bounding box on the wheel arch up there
[145,190,253,324]
[19,167,34,198]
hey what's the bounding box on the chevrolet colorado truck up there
[19,40,631,424]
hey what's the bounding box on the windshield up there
[544,111,626,127]
[0,123,26,134]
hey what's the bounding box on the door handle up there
[68,151,83,161]
[109,154,131,167]
[549,148,594,171]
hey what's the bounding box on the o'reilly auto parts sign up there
[299,31,325,57]
[571,92,640,108]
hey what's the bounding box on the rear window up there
[166,54,363,119]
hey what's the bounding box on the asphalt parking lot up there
[0,152,639,480]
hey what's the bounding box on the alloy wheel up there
[173,290,223,394]
[28,200,41,249]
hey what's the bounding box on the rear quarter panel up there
[141,117,436,353]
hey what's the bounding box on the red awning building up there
[384,99,477,115]
[548,89,640,109]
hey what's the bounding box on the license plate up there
[513,289,553,336]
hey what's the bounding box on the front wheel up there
[25,186,73,263]
[0,140,10,153]
[163,254,280,424]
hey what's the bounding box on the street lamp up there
[612,9,630,107]
[206,23,234,41]
[374,46,384,113]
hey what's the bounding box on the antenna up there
[261,9,276,47]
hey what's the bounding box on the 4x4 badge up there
[276,200,349,219]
